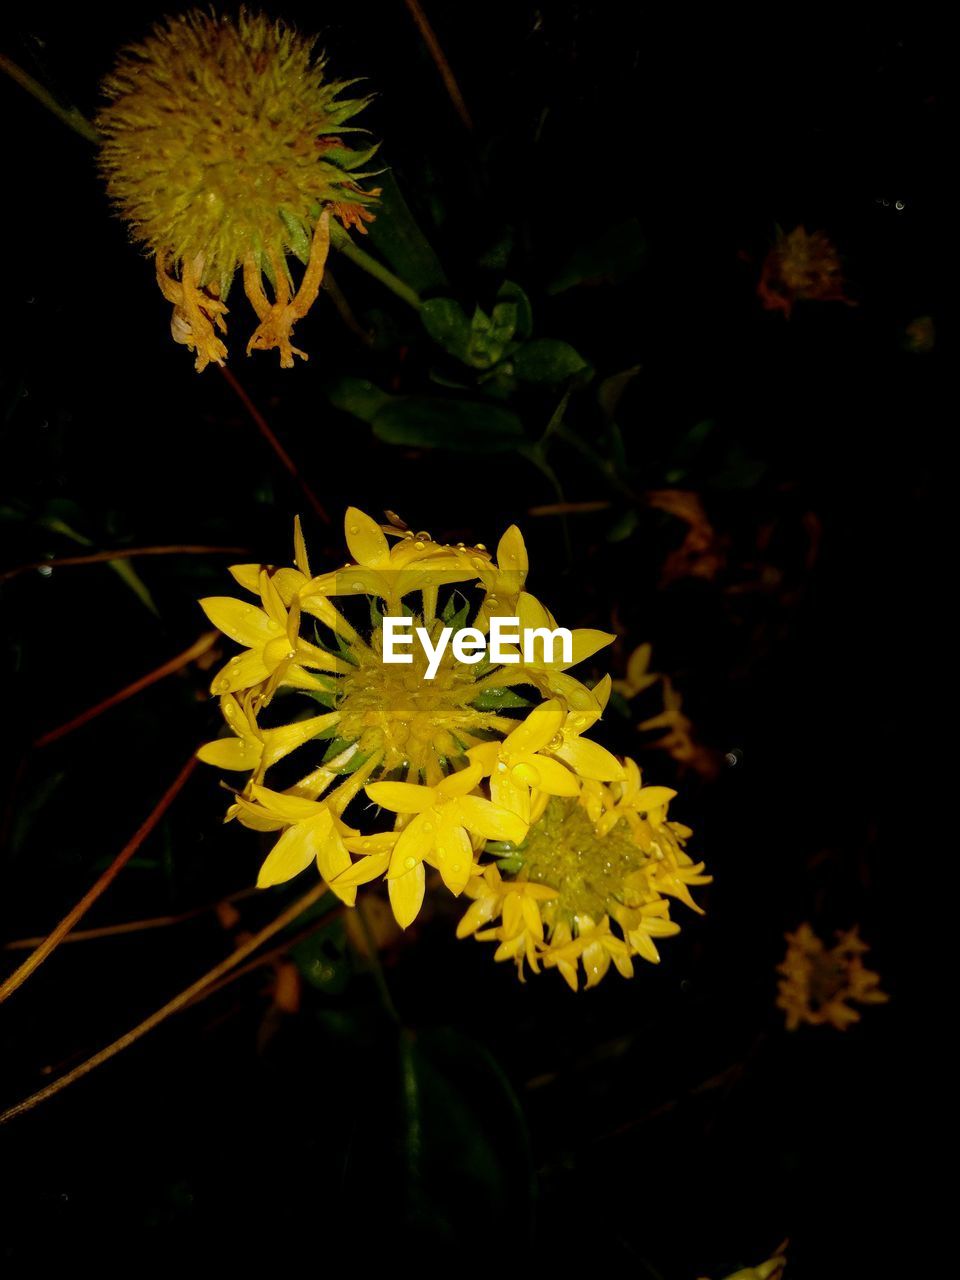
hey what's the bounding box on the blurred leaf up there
[514,338,592,387]
[292,918,351,993]
[366,170,449,293]
[40,516,158,616]
[329,378,527,451]
[496,280,533,338]
[421,297,472,361]
[373,397,525,450]
[598,365,642,420]
[397,1027,534,1243]
[606,507,640,542]
[547,217,647,294]
[326,376,393,421]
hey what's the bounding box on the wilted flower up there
[98,9,379,369]
[757,226,852,318]
[777,923,888,1030]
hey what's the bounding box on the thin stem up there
[402,1,474,131]
[33,631,219,748]
[328,221,422,311]
[2,887,260,950]
[0,881,329,1126]
[356,902,401,1023]
[0,755,198,1005]
[0,546,248,584]
[0,52,100,144]
[216,365,331,524]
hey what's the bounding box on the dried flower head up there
[98,8,379,369]
[757,227,852,318]
[776,924,887,1030]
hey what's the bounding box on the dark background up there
[0,3,945,1274]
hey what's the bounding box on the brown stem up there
[0,546,248,584]
[0,881,328,1125]
[216,365,331,524]
[0,755,198,1005]
[33,631,219,749]
[2,887,260,950]
[403,0,474,131]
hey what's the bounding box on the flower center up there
[335,623,495,774]
[518,797,648,920]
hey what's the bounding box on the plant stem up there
[328,221,422,311]
[0,52,100,144]
[0,755,199,1005]
[0,881,329,1125]
[356,902,401,1023]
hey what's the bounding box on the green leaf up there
[371,397,526,451]
[496,281,533,338]
[471,688,531,710]
[292,919,351,993]
[598,365,641,421]
[326,376,394,422]
[547,217,647,294]
[421,297,472,361]
[514,338,592,387]
[366,170,449,292]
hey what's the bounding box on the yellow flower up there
[468,699,581,825]
[613,642,660,699]
[547,675,626,781]
[458,756,708,987]
[196,692,337,780]
[777,924,888,1031]
[198,507,623,933]
[366,762,527,925]
[97,10,379,369]
[200,568,349,697]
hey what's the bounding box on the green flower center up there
[517,796,647,920]
[335,623,497,775]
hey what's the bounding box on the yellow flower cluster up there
[98,9,379,370]
[197,508,709,987]
[776,924,888,1030]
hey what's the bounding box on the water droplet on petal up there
[404,856,417,870]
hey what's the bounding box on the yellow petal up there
[467,742,500,776]
[527,756,580,796]
[199,597,279,649]
[505,699,564,755]
[634,785,677,812]
[344,507,388,567]
[565,628,617,669]
[454,796,528,844]
[293,515,311,577]
[435,760,484,798]
[391,811,438,869]
[366,781,435,815]
[388,862,426,928]
[257,813,331,887]
[229,564,265,593]
[260,712,340,768]
[553,736,625,781]
[496,524,529,574]
[196,738,263,771]
[210,649,271,694]
[333,850,392,887]
[434,815,474,895]
[249,784,325,822]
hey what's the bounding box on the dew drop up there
[404,856,417,870]
[351,580,364,591]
